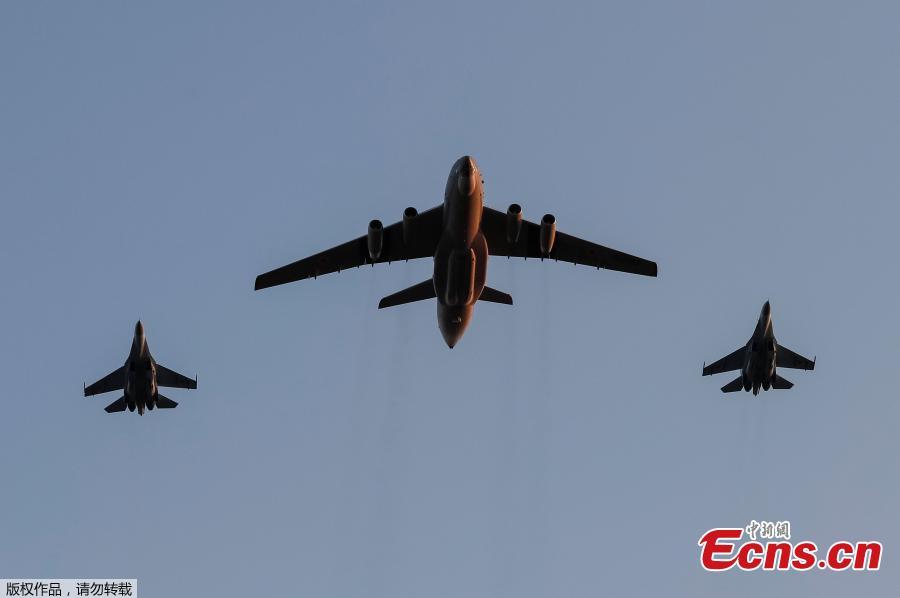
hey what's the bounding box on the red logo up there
[698,524,881,572]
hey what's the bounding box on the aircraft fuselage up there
[124,321,159,415]
[741,301,777,395]
[433,155,487,347]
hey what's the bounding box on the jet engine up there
[539,214,556,256]
[367,219,383,261]
[402,207,417,245]
[506,204,522,244]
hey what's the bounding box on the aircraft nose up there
[457,156,476,195]
[763,300,771,316]
[459,155,474,176]
[135,320,144,336]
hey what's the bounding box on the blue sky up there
[1,2,898,596]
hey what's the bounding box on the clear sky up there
[1,2,898,596]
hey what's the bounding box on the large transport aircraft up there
[255,155,658,347]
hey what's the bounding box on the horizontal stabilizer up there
[156,395,178,409]
[378,279,436,309]
[479,286,513,305]
[771,374,793,390]
[104,396,127,413]
[721,376,744,393]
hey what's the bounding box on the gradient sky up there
[2,2,899,596]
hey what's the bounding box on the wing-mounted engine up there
[367,219,383,261]
[402,207,417,246]
[540,214,556,257]
[506,204,522,244]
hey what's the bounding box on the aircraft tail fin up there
[721,376,745,393]
[378,279,436,309]
[104,396,128,413]
[479,286,513,305]
[771,374,794,390]
[156,395,178,409]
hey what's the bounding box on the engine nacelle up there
[402,207,417,245]
[506,204,522,244]
[539,214,556,256]
[367,219,383,261]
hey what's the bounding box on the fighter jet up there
[255,155,657,347]
[702,301,815,395]
[84,321,197,414]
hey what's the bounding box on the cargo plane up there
[255,156,657,347]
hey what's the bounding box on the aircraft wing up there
[156,364,197,389]
[481,207,657,277]
[84,366,126,396]
[776,345,816,370]
[702,347,745,376]
[255,205,444,290]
